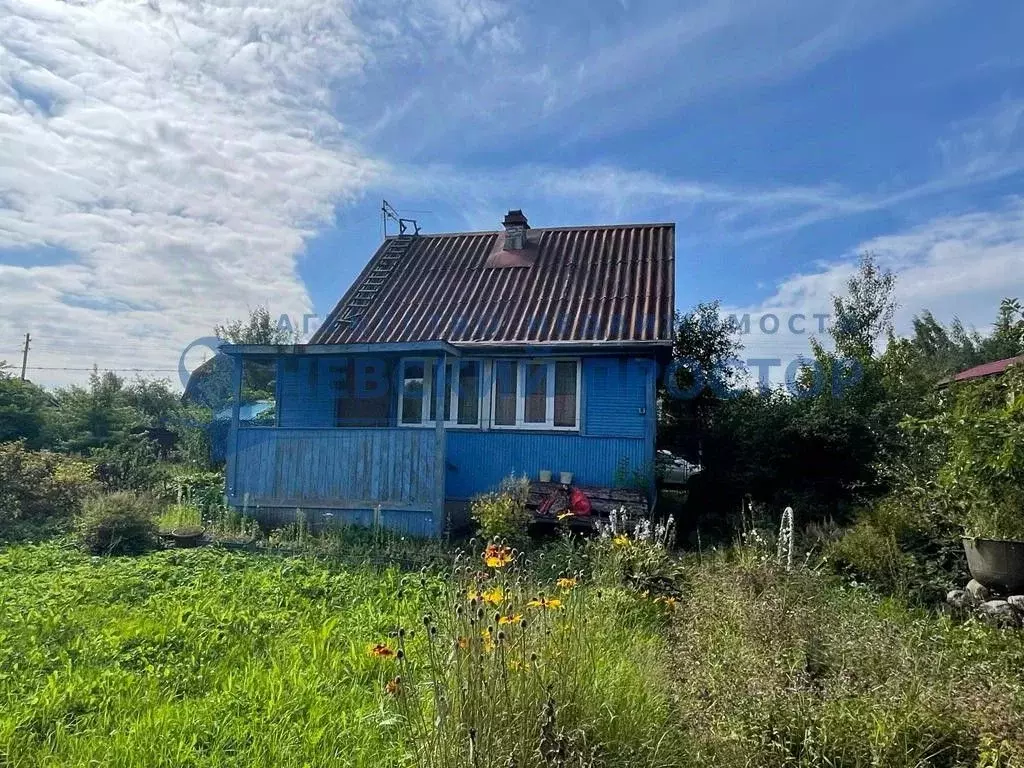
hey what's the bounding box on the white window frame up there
[399,358,483,428]
[490,358,581,432]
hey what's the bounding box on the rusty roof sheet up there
[311,222,675,346]
[951,355,1024,383]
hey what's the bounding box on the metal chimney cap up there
[502,210,529,229]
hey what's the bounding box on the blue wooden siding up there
[228,427,441,535]
[276,357,341,428]
[446,432,648,498]
[446,356,656,498]
[227,352,657,533]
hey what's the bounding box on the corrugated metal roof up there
[311,222,675,346]
[951,355,1024,383]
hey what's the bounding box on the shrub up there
[828,497,968,604]
[0,441,97,538]
[76,492,159,556]
[470,474,532,547]
[158,503,203,534]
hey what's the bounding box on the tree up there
[212,306,293,401]
[0,377,52,448]
[830,252,896,362]
[214,305,298,346]
[978,298,1024,362]
[660,301,743,454]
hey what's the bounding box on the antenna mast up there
[381,199,420,237]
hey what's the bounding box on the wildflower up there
[527,596,563,610]
[612,535,630,548]
[455,636,469,650]
[369,643,395,658]
[482,629,495,652]
[482,587,503,605]
[484,544,513,568]
[498,613,523,625]
[556,577,577,590]
[655,596,678,610]
[385,676,401,696]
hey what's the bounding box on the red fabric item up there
[569,487,592,516]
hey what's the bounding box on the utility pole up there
[20,333,30,381]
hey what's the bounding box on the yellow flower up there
[655,596,678,610]
[527,596,563,610]
[481,629,495,652]
[484,544,513,568]
[498,613,523,625]
[612,535,630,548]
[557,512,574,521]
[482,588,503,605]
[369,643,395,658]
[556,577,577,590]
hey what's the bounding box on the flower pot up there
[962,537,1024,593]
[539,470,552,483]
[168,527,206,549]
[559,471,574,485]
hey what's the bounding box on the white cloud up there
[725,200,1024,384]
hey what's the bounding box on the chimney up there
[502,209,529,250]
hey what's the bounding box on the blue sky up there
[1,0,1022,387]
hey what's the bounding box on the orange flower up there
[498,613,523,625]
[484,544,513,568]
[527,596,563,610]
[369,643,395,658]
[455,636,469,650]
[556,577,577,590]
[385,677,401,696]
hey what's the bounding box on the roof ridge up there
[385,222,675,239]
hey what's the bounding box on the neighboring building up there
[941,355,1024,386]
[222,211,675,536]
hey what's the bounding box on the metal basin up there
[963,537,1024,593]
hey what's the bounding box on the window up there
[554,361,578,427]
[494,361,518,426]
[491,359,580,430]
[400,358,483,427]
[400,360,426,425]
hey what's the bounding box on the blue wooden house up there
[222,211,675,536]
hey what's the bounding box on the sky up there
[1,0,1022,389]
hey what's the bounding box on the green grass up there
[670,552,1024,767]
[0,543,439,767]
[4,538,1023,768]
[0,541,681,768]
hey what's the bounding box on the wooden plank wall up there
[231,427,437,510]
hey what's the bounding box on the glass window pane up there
[525,362,547,423]
[457,361,480,425]
[554,361,578,427]
[494,361,517,426]
[401,361,424,424]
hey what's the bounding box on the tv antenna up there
[381,199,420,237]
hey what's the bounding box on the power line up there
[26,366,180,373]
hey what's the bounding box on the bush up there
[470,474,532,547]
[828,497,968,604]
[0,441,97,538]
[76,492,159,556]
